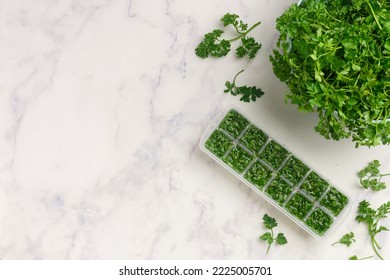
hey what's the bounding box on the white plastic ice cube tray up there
[199,106,352,238]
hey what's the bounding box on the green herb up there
[332,232,356,247]
[240,125,268,153]
[204,109,350,238]
[223,146,253,173]
[244,161,272,189]
[236,37,262,59]
[195,29,230,58]
[195,13,261,59]
[358,160,390,191]
[280,157,309,185]
[224,70,265,103]
[204,130,233,158]
[305,208,333,236]
[259,214,288,254]
[320,187,348,216]
[356,200,390,260]
[349,255,373,260]
[270,0,390,147]
[265,176,294,205]
[285,192,314,220]
[219,110,249,138]
[259,140,289,169]
[301,172,329,200]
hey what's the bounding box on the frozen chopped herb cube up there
[320,187,348,216]
[219,110,249,138]
[305,208,333,236]
[244,161,272,189]
[280,156,309,185]
[223,146,253,173]
[266,176,294,205]
[300,172,329,200]
[259,140,289,169]
[285,192,314,220]
[240,125,268,152]
[205,130,233,158]
[204,130,233,158]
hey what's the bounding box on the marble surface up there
[1,0,389,260]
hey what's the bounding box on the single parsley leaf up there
[259,214,287,254]
[358,160,389,191]
[220,13,239,27]
[259,232,273,244]
[195,29,231,58]
[236,45,246,58]
[339,232,355,247]
[220,13,249,33]
[332,232,355,247]
[236,37,262,59]
[263,213,277,229]
[356,200,390,260]
[224,70,265,102]
[276,233,288,245]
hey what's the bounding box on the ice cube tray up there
[199,106,351,238]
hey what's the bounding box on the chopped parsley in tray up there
[244,161,272,189]
[201,108,350,237]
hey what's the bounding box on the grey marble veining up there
[0,0,389,259]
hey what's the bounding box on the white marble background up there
[0,0,389,259]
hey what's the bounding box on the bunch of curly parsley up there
[270,0,390,147]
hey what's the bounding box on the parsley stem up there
[359,256,373,260]
[371,236,384,260]
[372,235,381,250]
[266,228,274,255]
[232,69,245,84]
[324,9,341,23]
[233,25,245,35]
[266,242,272,254]
[365,1,382,30]
[230,21,261,42]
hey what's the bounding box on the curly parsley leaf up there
[332,232,356,247]
[259,214,287,254]
[195,13,261,59]
[356,200,390,260]
[236,37,262,59]
[195,29,231,58]
[358,160,389,191]
[224,70,265,102]
[220,13,247,31]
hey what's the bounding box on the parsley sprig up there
[224,70,265,102]
[259,214,288,254]
[356,200,390,260]
[358,160,390,191]
[349,255,373,260]
[332,232,356,247]
[195,13,261,59]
